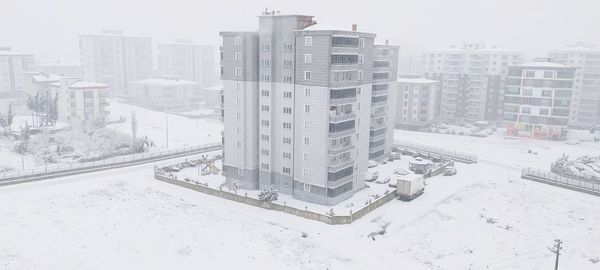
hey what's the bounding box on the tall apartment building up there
[220,12,398,205]
[0,47,35,101]
[422,44,524,123]
[549,43,600,128]
[158,41,216,87]
[395,75,440,129]
[503,60,575,140]
[79,30,152,94]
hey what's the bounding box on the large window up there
[331,54,358,65]
[330,88,356,99]
[373,72,389,80]
[331,36,359,48]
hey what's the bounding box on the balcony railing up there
[328,158,354,172]
[328,141,354,155]
[329,112,356,123]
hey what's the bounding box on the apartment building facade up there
[131,78,201,110]
[158,42,216,87]
[422,44,524,123]
[549,43,600,128]
[503,61,575,140]
[395,75,440,129]
[220,12,397,205]
[51,79,109,123]
[79,30,152,94]
[0,48,35,101]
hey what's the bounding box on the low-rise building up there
[51,79,109,122]
[131,78,201,110]
[395,75,440,129]
[503,60,576,140]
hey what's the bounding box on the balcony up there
[329,110,356,123]
[328,157,354,172]
[370,120,386,130]
[328,141,355,155]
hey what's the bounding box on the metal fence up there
[0,143,223,185]
[521,167,600,196]
[394,140,478,163]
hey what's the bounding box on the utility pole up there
[551,239,562,270]
[163,101,169,148]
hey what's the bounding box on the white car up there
[444,166,457,176]
[368,160,379,168]
[365,171,379,182]
[393,168,410,175]
[376,176,390,184]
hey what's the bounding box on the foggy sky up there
[2,0,599,61]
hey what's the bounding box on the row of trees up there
[26,91,59,128]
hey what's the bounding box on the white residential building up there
[503,60,575,140]
[422,44,525,123]
[131,78,202,110]
[158,41,216,87]
[79,30,152,94]
[51,79,109,122]
[395,75,440,129]
[549,43,600,128]
[33,61,82,77]
[220,12,398,205]
[0,47,35,102]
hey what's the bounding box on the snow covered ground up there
[1,130,600,269]
[105,98,223,149]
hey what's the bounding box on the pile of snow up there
[552,155,600,181]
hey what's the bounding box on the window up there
[283,137,291,144]
[304,137,309,145]
[358,38,365,48]
[304,71,311,80]
[262,74,270,82]
[358,54,364,64]
[521,107,531,114]
[303,183,310,192]
[305,88,311,96]
[283,152,291,159]
[236,127,240,134]
[523,89,533,96]
[331,36,359,47]
[304,54,312,64]
[283,167,291,174]
[541,90,552,97]
[261,90,269,97]
[303,168,309,176]
[358,70,363,80]
[544,71,554,78]
[305,36,313,46]
[261,134,269,141]
[284,76,293,83]
[283,91,292,98]
[261,163,269,170]
[331,54,358,65]
[539,108,549,115]
[304,120,309,129]
[234,52,241,61]
[525,71,535,77]
[236,112,240,119]
[283,107,292,114]
[304,105,310,113]
[234,36,242,45]
[283,122,292,129]
[261,105,269,112]
[284,43,293,51]
[303,152,308,161]
[235,67,241,76]
[237,141,241,148]
[261,120,270,126]
[373,72,389,80]
[261,149,270,155]
[262,43,270,52]
[262,59,270,67]
[283,59,293,67]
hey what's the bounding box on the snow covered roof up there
[31,73,63,83]
[518,62,568,68]
[299,23,376,36]
[69,81,109,89]
[35,61,80,67]
[397,77,438,84]
[0,51,33,56]
[135,78,199,86]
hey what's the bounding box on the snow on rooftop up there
[397,77,439,84]
[31,73,64,83]
[69,81,109,89]
[135,78,199,86]
[519,62,568,68]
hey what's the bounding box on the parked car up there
[388,181,397,188]
[378,159,388,165]
[388,152,402,161]
[444,166,457,176]
[393,168,410,175]
[368,160,379,168]
[376,176,390,184]
[365,171,379,182]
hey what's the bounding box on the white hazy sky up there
[1,0,599,61]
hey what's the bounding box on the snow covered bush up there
[257,186,279,202]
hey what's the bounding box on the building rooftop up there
[69,81,109,89]
[135,78,199,86]
[518,62,569,68]
[397,77,439,84]
[31,73,64,83]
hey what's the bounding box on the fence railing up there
[521,167,600,196]
[394,140,478,163]
[0,143,223,185]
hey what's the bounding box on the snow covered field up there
[1,130,600,269]
[105,98,223,149]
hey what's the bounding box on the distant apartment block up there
[131,78,201,111]
[220,12,398,205]
[549,43,600,128]
[79,30,153,94]
[51,79,109,123]
[422,44,524,123]
[33,61,82,77]
[0,47,35,101]
[371,44,399,159]
[158,41,216,87]
[503,60,575,140]
[395,75,440,129]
